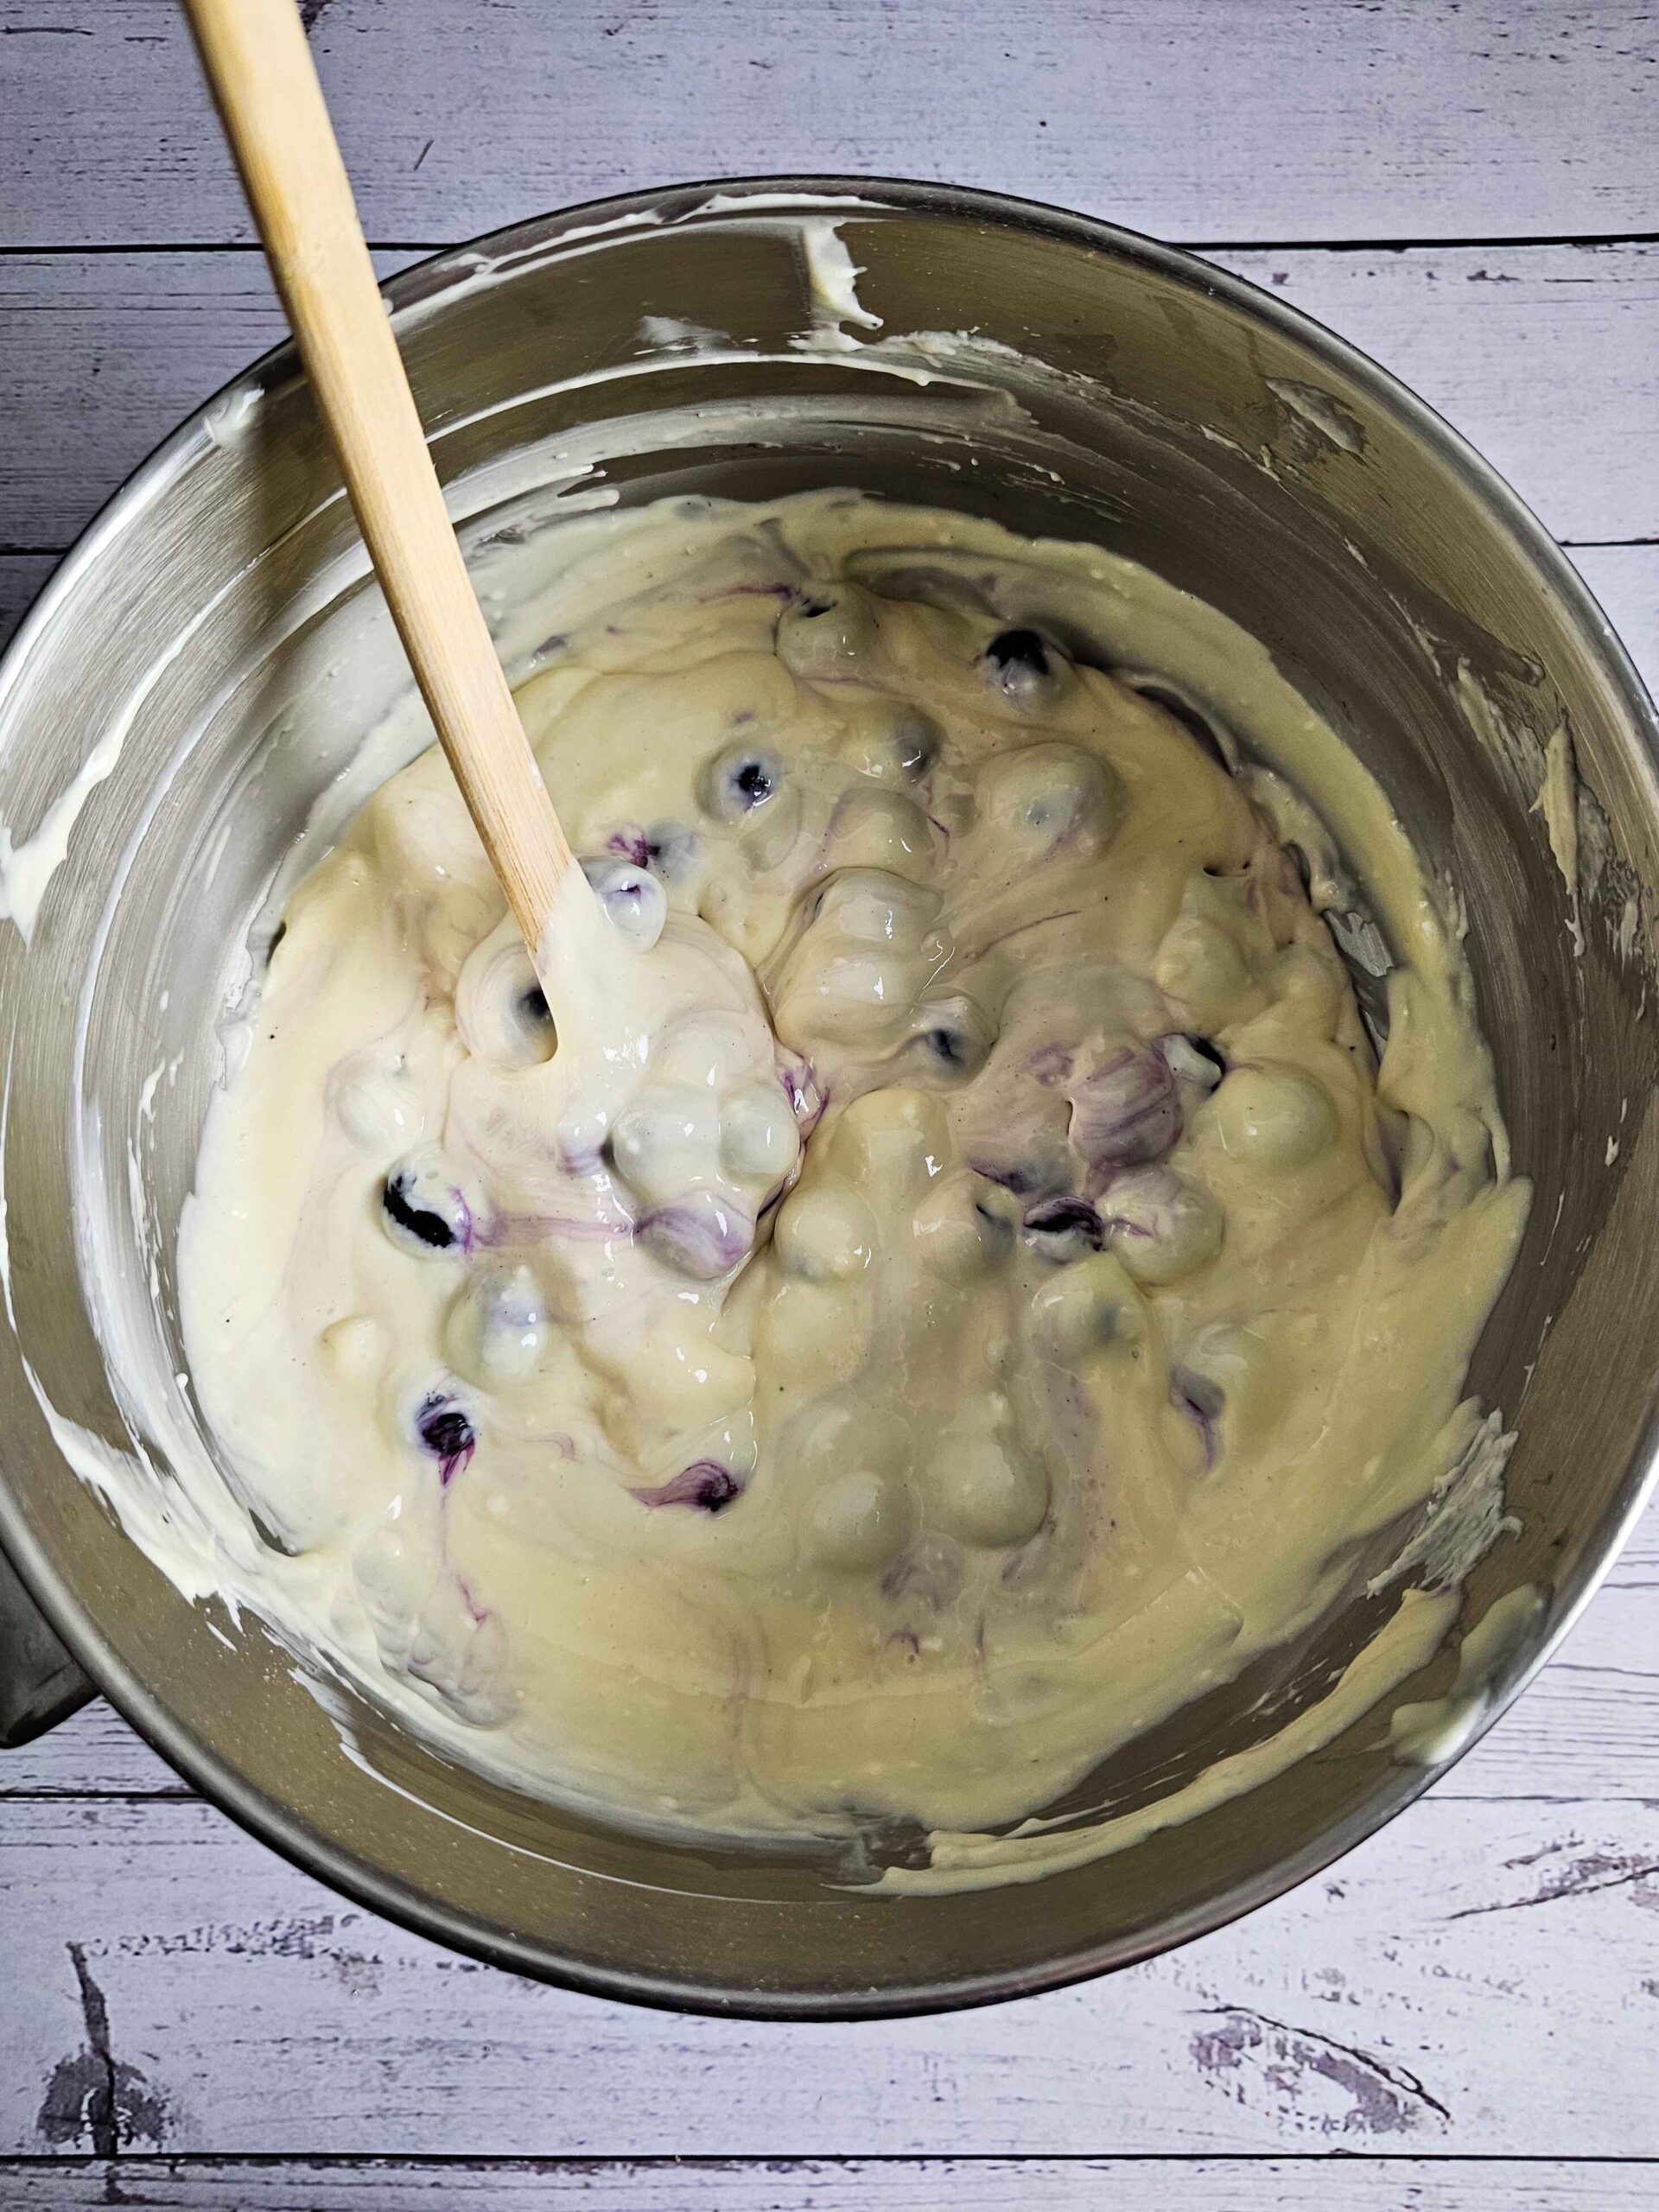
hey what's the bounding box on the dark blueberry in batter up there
[1187,1035,1226,1080]
[1023,1196,1105,1260]
[580,855,668,950]
[518,982,550,1025]
[985,628,1052,683]
[911,994,992,1083]
[381,1155,474,1255]
[383,1170,457,1252]
[416,1392,477,1484]
[630,1459,743,1512]
[699,742,785,823]
[606,827,652,868]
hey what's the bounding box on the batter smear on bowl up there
[177,491,1528,1874]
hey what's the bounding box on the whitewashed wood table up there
[3,3,1658,2205]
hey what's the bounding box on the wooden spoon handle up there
[184,0,575,952]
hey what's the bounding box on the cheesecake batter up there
[178,491,1529,1863]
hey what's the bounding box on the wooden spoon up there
[184,0,576,961]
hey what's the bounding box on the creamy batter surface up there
[178,491,1529,1862]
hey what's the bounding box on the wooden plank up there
[0,554,54,650]
[0,1700,182,1796]
[2,0,1656,252]
[2,1793,1656,2158]
[7,2156,1658,2209]
[0,249,416,550]
[1573,543,1659,699]
[3,243,1657,554]
[1206,244,1659,545]
[1414,1577,1659,1801]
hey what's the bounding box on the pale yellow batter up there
[178,491,1529,1865]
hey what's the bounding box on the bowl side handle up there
[0,1536,93,1747]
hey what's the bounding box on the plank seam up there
[3,229,1659,258]
[3,2152,1659,2170]
[0,1789,199,1802]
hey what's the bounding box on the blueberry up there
[518,982,550,1026]
[910,993,995,1082]
[1022,1195,1105,1262]
[984,628,1053,700]
[778,1048,824,1135]
[775,587,880,677]
[987,628,1050,677]
[383,1173,454,1252]
[415,1391,476,1484]
[580,855,667,950]
[639,1190,754,1280]
[1153,1033,1226,1102]
[887,715,940,779]
[969,1157,1044,1198]
[1068,1046,1182,1175]
[1102,1166,1224,1285]
[1169,1370,1223,1469]
[1186,1035,1227,1080]
[973,741,1116,851]
[1028,1042,1074,1086]
[698,741,785,823]
[629,1459,743,1512]
[607,821,699,882]
[443,1265,548,1386]
[843,707,943,786]
[382,1154,472,1255]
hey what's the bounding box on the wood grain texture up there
[1573,544,1659,688]
[2,0,1656,251]
[1207,243,1659,544]
[3,242,1657,553]
[7,2157,1659,2209]
[3,1793,1656,2158]
[0,554,55,648]
[1,1700,181,1797]
[0,248,415,550]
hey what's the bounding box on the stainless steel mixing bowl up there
[2,179,1656,2018]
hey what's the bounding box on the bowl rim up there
[4,170,1659,2022]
